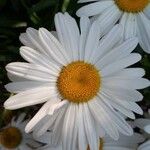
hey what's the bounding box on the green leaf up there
[31,0,56,12]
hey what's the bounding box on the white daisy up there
[134,110,150,150]
[36,131,144,150]
[4,12,150,149]
[77,0,150,53]
[0,113,41,150]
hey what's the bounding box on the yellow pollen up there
[114,0,149,12]
[0,127,22,149]
[57,61,100,103]
[87,138,104,150]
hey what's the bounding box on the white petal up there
[144,125,150,134]
[6,62,58,82]
[34,113,58,137]
[89,99,119,140]
[119,13,128,40]
[55,13,80,61]
[7,72,27,82]
[39,28,68,65]
[83,103,98,150]
[94,119,105,138]
[51,31,58,39]
[98,93,135,119]
[19,33,36,49]
[84,20,101,62]
[112,68,145,79]
[16,113,26,124]
[62,104,77,150]
[101,86,143,102]
[25,139,41,148]
[19,144,31,150]
[97,4,122,35]
[138,140,150,150]
[95,38,138,68]
[51,108,66,145]
[100,89,143,115]
[101,53,141,77]
[105,133,144,148]
[32,116,49,137]
[4,86,57,110]
[71,105,78,150]
[25,99,59,133]
[48,100,68,115]
[144,4,150,19]
[123,13,137,40]
[102,77,150,90]
[79,16,91,60]
[134,119,150,134]
[78,104,88,150]
[97,95,133,136]
[63,13,80,61]
[20,46,61,71]
[34,131,51,144]
[5,81,47,93]
[104,146,133,150]
[76,1,114,17]
[137,13,150,53]
[39,145,62,150]
[92,24,122,64]
[26,27,47,55]
[54,13,73,61]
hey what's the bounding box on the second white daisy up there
[77,0,150,53]
[0,113,41,150]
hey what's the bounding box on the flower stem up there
[62,0,70,12]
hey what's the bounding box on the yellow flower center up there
[114,0,149,12]
[0,127,22,149]
[57,61,100,103]
[87,138,104,150]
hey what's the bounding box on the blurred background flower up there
[0,113,42,149]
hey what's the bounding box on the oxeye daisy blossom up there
[0,113,41,150]
[77,0,150,53]
[4,12,150,149]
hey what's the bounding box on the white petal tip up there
[144,125,150,134]
[26,27,34,32]
[125,128,134,136]
[25,126,31,133]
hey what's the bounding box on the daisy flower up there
[35,130,144,150]
[134,110,150,150]
[76,0,150,53]
[4,12,150,149]
[0,113,41,150]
